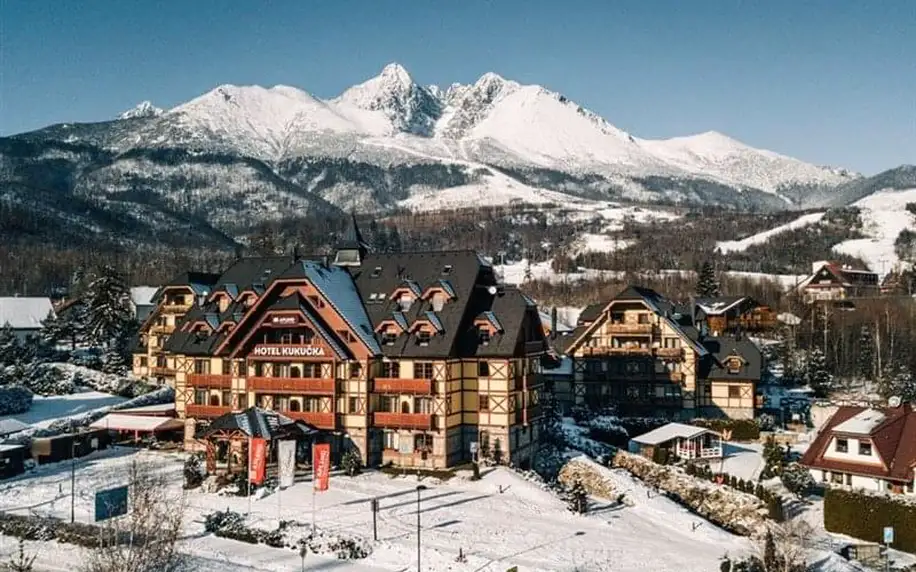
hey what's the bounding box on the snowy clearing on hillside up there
[0,391,125,429]
[497,259,805,291]
[716,212,825,254]
[0,449,760,572]
[572,234,635,255]
[833,188,916,276]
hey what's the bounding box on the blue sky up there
[1,0,913,174]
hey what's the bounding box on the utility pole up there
[371,498,379,541]
[70,440,76,523]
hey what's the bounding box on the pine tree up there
[84,265,134,350]
[567,479,588,514]
[805,347,833,398]
[57,301,88,351]
[880,363,916,402]
[6,539,36,572]
[856,325,875,381]
[0,322,21,367]
[696,261,720,298]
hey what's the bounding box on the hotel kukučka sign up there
[252,346,326,357]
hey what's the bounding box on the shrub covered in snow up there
[612,450,769,537]
[20,364,75,396]
[824,487,916,553]
[203,511,371,559]
[0,511,123,549]
[0,385,33,415]
[780,463,814,496]
[341,449,363,476]
[692,418,760,441]
[558,456,617,501]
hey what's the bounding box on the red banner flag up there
[313,443,331,492]
[249,438,267,485]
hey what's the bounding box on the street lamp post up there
[416,484,427,572]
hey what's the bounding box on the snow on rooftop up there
[0,297,54,330]
[631,422,716,445]
[90,414,184,433]
[834,409,887,435]
[130,286,159,306]
[116,403,175,414]
[0,418,30,436]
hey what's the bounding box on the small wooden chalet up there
[629,422,723,461]
[693,296,776,335]
[796,261,879,303]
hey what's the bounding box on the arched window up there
[400,401,411,414]
[290,366,301,378]
[289,399,301,412]
[209,394,220,406]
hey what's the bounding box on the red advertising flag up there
[249,438,267,485]
[313,443,331,492]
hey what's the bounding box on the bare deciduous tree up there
[80,460,187,572]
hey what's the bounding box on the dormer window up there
[442,265,452,275]
[416,330,431,346]
[478,325,491,345]
[858,441,872,456]
[381,329,398,346]
[726,357,742,374]
[431,292,446,312]
[398,294,414,312]
[371,266,382,278]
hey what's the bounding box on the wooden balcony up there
[373,412,433,430]
[247,377,335,394]
[186,404,230,418]
[161,302,193,313]
[373,378,432,394]
[606,323,655,334]
[655,347,683,359]
[151,366,176,376]
[188,374,232,389]
[149,324,174,334]
[282,411,336,429]
[582,346,652,356]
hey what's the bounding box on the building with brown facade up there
[557,286,760,420]
[795,260,880,303]
[132,220,548,469]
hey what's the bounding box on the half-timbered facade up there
[560,286,759,420]
[132,222,548,469]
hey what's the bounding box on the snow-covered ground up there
[716,212,826,254]
[834,188,916,276]
[572,234,635,256]
[0,448,758,572]
[0,390,126,429]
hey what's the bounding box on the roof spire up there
[333,212,369,267]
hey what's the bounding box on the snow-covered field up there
[0,391,126,429]
[834,188,916,276]
[0,449,756,572]
[716,212,826,254]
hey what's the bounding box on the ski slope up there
[833,188,916,276]
[716,212,825,254]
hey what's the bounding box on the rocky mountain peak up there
[118,100,164,120]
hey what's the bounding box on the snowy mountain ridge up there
[110,63,855,198]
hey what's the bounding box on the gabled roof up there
[129,287,158,307]
[631,422,719,445]
[281,260,381,355]
[477,311,504,332]
[0,418,30,437]
[577,303,605,325]
[391,279,422,298]
[196,407,318,441]
[694,296,749,316]
[801,403,916,483]
[699,336,762,381]
[0,297,53,330]
[338,213,370,252]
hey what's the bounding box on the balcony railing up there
[282,411,335,429]
[248,377,335,394]
[149,324,174,334]
[655,347,683,359]
[606,323,655,334]
[186,404,230,418]
[373,412,433,430]
[373,378,432,394]
[582,346,652,356]
[188,374,232,389]
[161,302,193,313]
[151,366,176,376]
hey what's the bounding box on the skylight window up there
[442,265,453,275]
[371,266,382,278]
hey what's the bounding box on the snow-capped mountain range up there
[0,62,878,246]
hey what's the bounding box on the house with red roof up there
[795,260,879,304]
[800,402,916,495]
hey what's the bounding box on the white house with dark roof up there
[0,297,54,342]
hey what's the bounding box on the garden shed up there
[629,422,723,462]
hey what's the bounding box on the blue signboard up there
[94,485,129,522]
[884,526,894,544]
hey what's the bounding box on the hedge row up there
[691,418,760,441]
[824,488,916,554]
[0,511,131,548]
[686,464,785,522]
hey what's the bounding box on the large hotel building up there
[133,219,548,469]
